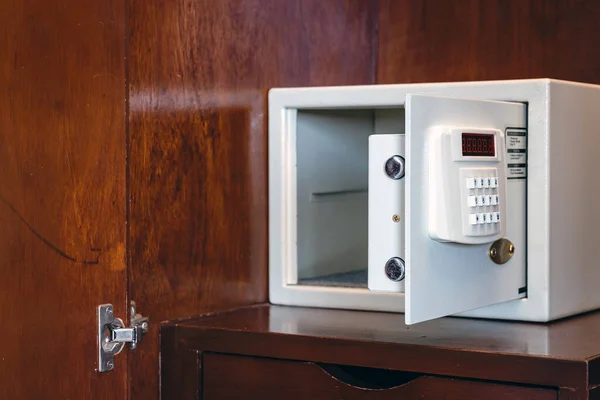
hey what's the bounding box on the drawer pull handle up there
[317,363,421,390]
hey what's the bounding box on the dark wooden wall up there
[127,0,375,397]
[377,0,600,84]
[0,0,127,398]
[126,0,600,398]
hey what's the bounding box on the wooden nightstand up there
[161,304,600,399]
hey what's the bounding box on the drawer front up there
[202,353,557,400]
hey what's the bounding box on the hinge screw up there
[106,360,114,370]
[141,322,148,330]
[105,307,113,316]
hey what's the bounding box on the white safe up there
[268,79,600,324]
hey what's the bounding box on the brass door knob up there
[489,238,515,265]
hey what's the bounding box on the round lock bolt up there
[384,155,405,180]
[385,257,406,282]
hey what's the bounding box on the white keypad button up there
[494,177,498,187]
[466,177,476,189]
[475,177,483,189]
[485,213,493,224]
[477,213,485,225]
[487,195,494,205]
[480,194,487,206]
[482,178,490,188]
[491,212,500,223]
[469,213,479,225]
[492,194,499,205]
[489,177,496,188]
[467,195,478,207]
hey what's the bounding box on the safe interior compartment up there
[293,108,405,289]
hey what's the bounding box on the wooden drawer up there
[202,353,557,399]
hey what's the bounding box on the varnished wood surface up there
[128,1,600,398]
[167,304,600,397]
[127,1,375,398]
[202,352,557,400]
[137,1,600,399]
[177,304,600,359]
[377,0,600,84]
[160,325,201,400]
[0,0,127,398]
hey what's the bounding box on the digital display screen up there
[462,133,495,157]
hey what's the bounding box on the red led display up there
[461,133,495,157]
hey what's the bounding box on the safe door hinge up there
[97,301,149,372]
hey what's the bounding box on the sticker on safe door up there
[507,135,526,150]
[507,152,526,164]
[507,166,527,178]
[506,129,527,179]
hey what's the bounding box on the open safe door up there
[403,94,527,324]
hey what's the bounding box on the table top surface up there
[174,304,600,361]
[167,304,600,389]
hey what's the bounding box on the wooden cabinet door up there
[0,0,127,398]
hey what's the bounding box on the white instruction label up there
[508,167,527,178]
[507,152,526,164]
[506,129,527,179]
[507,135,526,150]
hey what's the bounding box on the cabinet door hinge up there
[97,301,148,372]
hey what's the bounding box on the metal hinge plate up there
[97,301,148,372]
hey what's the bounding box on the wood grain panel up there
[0,0,127,398]
[134,1,600,398]
[202,352,557,400]
[377,0,600,84]
[177,305,600,360]
[172,304,592,396]
[160,325,201,400]
[127,1,375,398]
